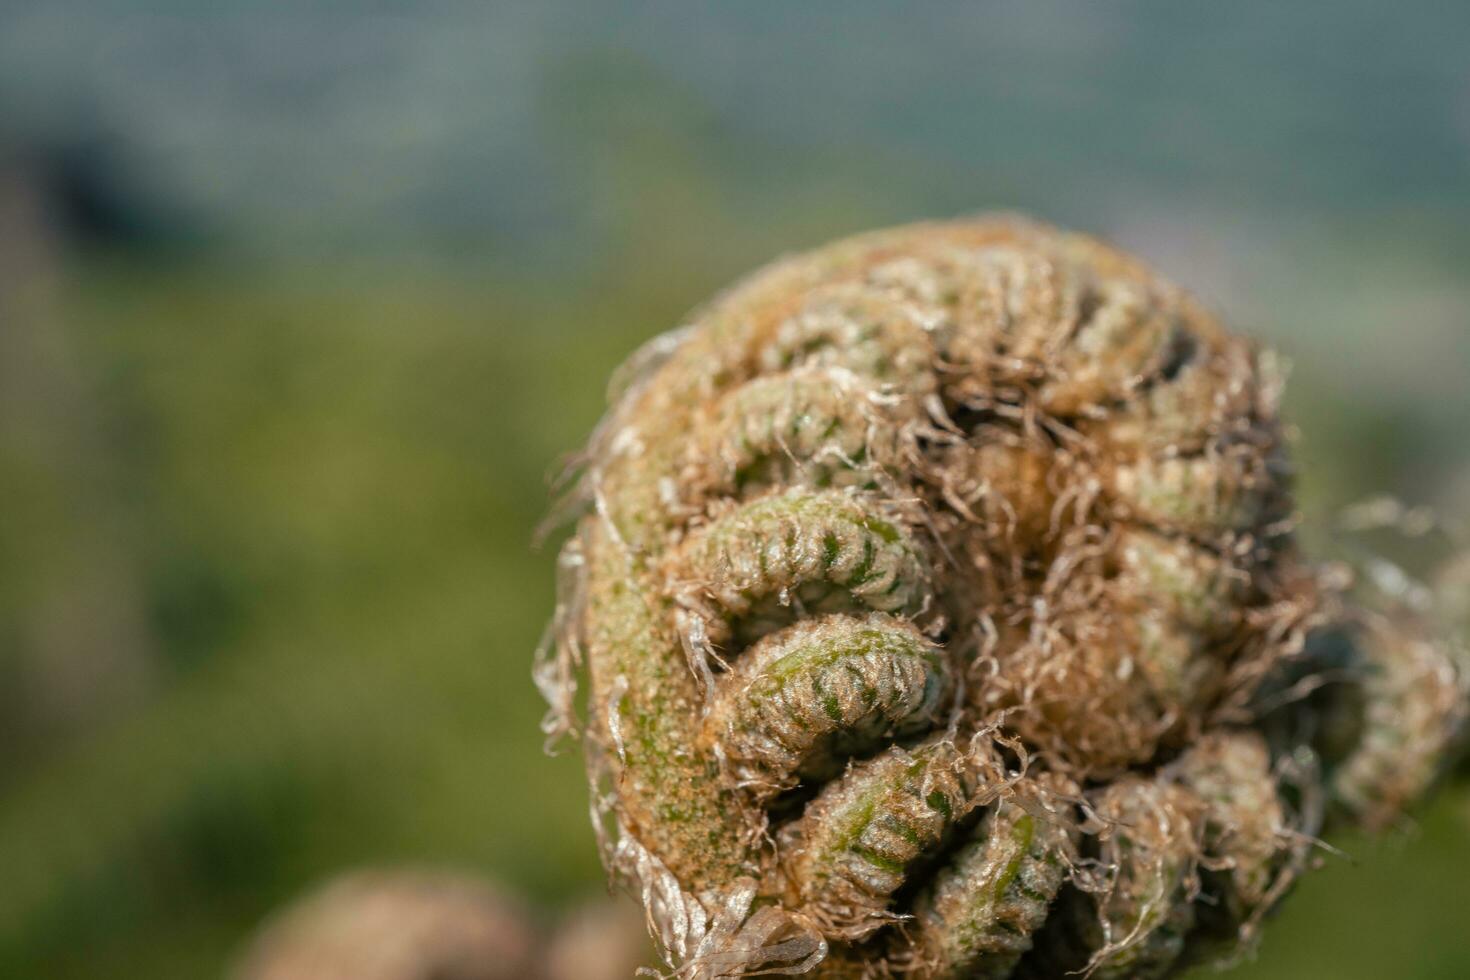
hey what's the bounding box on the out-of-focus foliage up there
[0,3,1467,978]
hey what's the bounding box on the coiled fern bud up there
[537,216,1467,978]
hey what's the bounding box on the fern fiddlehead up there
[537,216,1468,978]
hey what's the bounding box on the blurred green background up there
[2,3,1468,977]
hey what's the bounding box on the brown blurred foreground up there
[231,868,651,980]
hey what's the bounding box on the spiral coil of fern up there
[537,216,1467,979]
